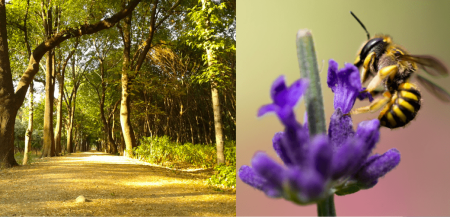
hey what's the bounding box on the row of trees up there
[0,0,235,167]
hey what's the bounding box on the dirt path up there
[0,151,236,216]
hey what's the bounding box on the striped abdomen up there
[379,83,421,128]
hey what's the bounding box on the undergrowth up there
[206,141,236,189]
[14,152,39,165]
[133,136,236,189]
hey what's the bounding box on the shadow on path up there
[0,151,235,216]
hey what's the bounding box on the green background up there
[237,0,450,216]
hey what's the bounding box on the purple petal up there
[347,63,362,89]
[281,122,309,166]
[258,76,309,126]
[355,119,381,158]
[257,104,279,117]
[286,78,309,107]
[273,78,308,123]
[361,153,381,167]
[328,108,354,149]
[251,152,286,188]
[278,107,298,127]
[308,135,332,179]
[272,132,292,166]
[327,59,339,92]
[286,168,325,201]
[327,60,363,114]
[354,148,401,189]
[238,165,282,197]
[331,137,364,180]
[357,88,374,102]
[238,165,267,190]
[271,75,288,102]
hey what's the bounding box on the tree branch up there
[14,0,143,110]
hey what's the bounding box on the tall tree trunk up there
[73,126,78,152]
[0,106,18,168]
[0,1,18,167]
[42,2,55,157]
[188,117,194,144]
[21,0,33,164]
[199,0,225,163]
[42,50,55,157]
[206,48,225,164]
[66,100,75,153]
[211,82,224,164]
[98,60,117,154]
[55,40,77,156]
[23,82,34,165]
[118,0,181,156]
[120,11,136,157]
[54,74,63,156]
[51,53,56,155]
[112,112,115,141]
[119,130,125,156]
[66,126,73,153]
[0,85,18,166]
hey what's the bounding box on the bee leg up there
[370,89,384,98]
[349,93,390,115]
[361,52,376,84]
[366,65,399,93]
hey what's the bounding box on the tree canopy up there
[0,0,235,168]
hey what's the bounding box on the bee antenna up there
[350,11,370,40]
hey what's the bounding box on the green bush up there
[208,141,236,189]
[14,152,35,165]
[134,136,236,169]
[224,140,236,166]
[207,163,236,189]
[134,136,236,189]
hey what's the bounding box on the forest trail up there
[0,151,236,216]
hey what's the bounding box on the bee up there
[349,11,450,128]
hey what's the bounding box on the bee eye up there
[360,38,384,60]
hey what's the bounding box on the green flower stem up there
[296,29,326,135]
[296,29,336,216]
[317,195,336,216]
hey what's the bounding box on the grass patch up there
[133,136,236,189]
[134,136,235,168]
[14,151,45,165]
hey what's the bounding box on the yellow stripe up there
[363,52,375,68]
[386,112,397,127]
[393,48,404,55]
[401,91,418,101]
[354,56,360,65]
[393,105,407,123]
[390,94,398,104]
[399,98,415,113]
[378,105,390,119]
[399,83,417,90]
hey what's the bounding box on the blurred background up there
[237,0,450,216]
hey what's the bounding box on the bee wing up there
[399,55,448,77]
[415,74,450,103]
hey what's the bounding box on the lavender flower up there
[239,59,400,205]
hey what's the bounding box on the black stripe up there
[402,90,421,111]
[397,103,416,121]
[379,115,390,128]
[389,109,404,128]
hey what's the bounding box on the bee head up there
[354,35,392,67]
